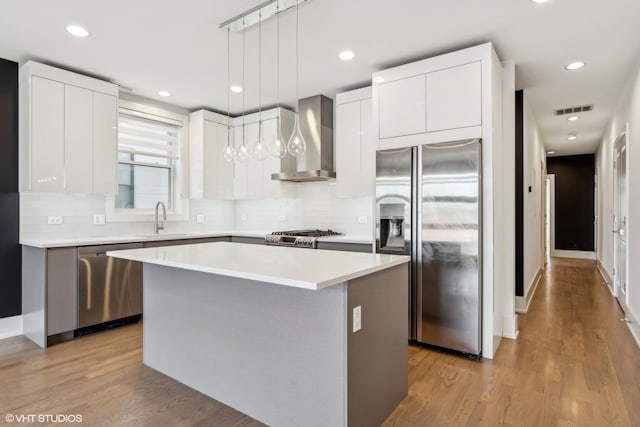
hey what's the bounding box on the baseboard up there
[623,306,640,350]
[551,250,596,260]
[596,259,614,294]
[502,314,519,339]
[516,268,542,314]
[0,315,23,340]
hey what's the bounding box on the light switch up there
[353,306,362,333]
[196,214,205,224]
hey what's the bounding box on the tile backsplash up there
[20,193,235,239]
[20,182,374,240]
[235,181,373,236]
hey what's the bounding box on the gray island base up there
[109,242,409,427]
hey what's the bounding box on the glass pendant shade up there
[223,142,234,163]
[236,138,249,162]
[252,122,269,161]
[270,116,287,159]
[287,112,306,157]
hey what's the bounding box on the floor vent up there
[554,104,593,116]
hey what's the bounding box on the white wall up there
[596,53,640,345]
[519,92,546,310]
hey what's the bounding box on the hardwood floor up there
[384,258,640,427]
[1,257,639,426]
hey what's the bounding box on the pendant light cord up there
[295,0,299,107]
[258,10,262,136]
[276,3,280,110]
[226,26,231,148]
[242,16,246,148]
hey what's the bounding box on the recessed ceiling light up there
[339,50,355,61]
[157,90,171,97]
[530,0,551,3]
[66,25,89,38]
[547,151,555,154]
[230,86,243,93]
[374,76,385,84]
[565,61,586,71]
[568,133,577,140]
[567,115,580,121]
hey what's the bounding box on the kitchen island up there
[107,242,409,427]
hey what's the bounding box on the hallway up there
[384,258,640,426]
[0,259,639,426]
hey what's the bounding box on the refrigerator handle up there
[413,146,422,341]
[422,138,480,150]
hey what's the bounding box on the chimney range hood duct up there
[272,95,336,182]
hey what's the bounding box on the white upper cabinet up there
[426,62,482,132]
[189,109,233,200]
[336,87,374,198]
[373,45,490,150]
[92,92,117,194]
[29,76,65,192]
[190,108,294,201]
[64,85,94,193]
[378,75,426,139]
[19,61,118,194]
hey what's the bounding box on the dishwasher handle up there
[80,252,107,258]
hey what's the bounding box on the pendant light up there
[270,2,287,159]
[252,10,268,161]
[222,25,235,163]
[236,17,249,163]
[287,0,306,157]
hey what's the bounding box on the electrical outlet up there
[357,216,369,224]
[47,216,63,225]
[278,215,287,222]
[196,214,205,224]
[93,214,106,225]
[353,306,362,333]
[240,214,248,221]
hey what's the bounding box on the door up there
[375,147,413,336]
[613,132,628,313]
[419,139,481,355]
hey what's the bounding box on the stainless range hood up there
[272,95,336,182]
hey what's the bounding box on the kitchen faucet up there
[154,201,167,235]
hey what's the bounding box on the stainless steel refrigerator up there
[375,139,482,358]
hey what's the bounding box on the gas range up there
[265,229,342,249]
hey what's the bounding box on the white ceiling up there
[1,0,640,156]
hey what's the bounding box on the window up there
[115,112,179,209]
[107,99,189,222]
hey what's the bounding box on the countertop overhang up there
[107,241,408,290]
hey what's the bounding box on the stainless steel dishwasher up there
[78,243,143,328]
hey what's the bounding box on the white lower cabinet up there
[336,87,374,198]
[20,61,118,194]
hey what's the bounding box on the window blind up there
[118,110,181,161]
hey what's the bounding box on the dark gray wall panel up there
[547,154,595,251]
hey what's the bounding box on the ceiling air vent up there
[554,104,593,116]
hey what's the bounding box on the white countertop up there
[20,231,373,248]
[107,241,406,290]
